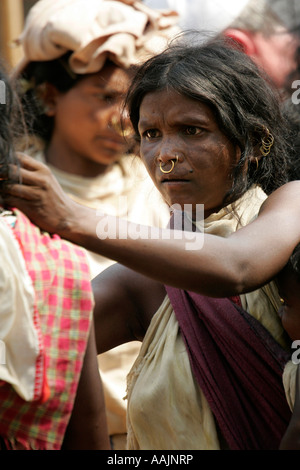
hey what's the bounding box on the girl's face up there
[48,63,132,175]
[277,266,300,341]
[138,89,241,218]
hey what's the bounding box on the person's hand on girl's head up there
[2,152,78,235]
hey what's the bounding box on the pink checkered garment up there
[0,210,94,450]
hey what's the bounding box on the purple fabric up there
[165,287,291,450]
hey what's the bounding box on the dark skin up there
[279,365,300,450]
[138,90,241,218]
[41,63,132,177]
[277,264,300,340]
[4,91,300,354]
[61,322,110,450]
[277,264,300,450]
[4,88,300,451]
[92,264,165,354]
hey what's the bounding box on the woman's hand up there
[2,152,79,237]
[3,154,300,298]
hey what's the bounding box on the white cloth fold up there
[283,360,298,411]
[126,185,288,450]
[0,217,42,402]
[15,0,179,75]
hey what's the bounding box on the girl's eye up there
[94,93,116,103]
[184,126,202,136]
[143,129,160,139]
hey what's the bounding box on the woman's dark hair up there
[0,63,20,191]
[125,35,293,203]
[282,98,300,180]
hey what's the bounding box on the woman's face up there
[138,89,241,218]
[48,63,132,175]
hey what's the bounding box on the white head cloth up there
[15,0,180,75]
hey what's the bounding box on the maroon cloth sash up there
[165,287,291,450]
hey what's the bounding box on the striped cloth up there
[0,209,94,450]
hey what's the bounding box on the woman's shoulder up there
[260,181,300,214]
[270,180,300,196]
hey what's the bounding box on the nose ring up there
[159,155,178,174]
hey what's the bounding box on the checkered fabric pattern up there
[0,210,94,450]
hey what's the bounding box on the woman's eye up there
[143,129,160,139]
[184,126,202,136]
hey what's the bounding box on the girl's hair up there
[125,35,293,204]
[17,52,83,143]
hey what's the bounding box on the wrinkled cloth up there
[32,150,170,450]
[15,0,179,75]
[192,186,288,347]
[283,360,298,411]
[0,209,94,450]
[126,296,220,450]
[166,288,291,450]
[0,213,42,402]
[126,185,290,450]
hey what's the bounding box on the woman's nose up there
[156,141,182,163]
[157,146,183,165]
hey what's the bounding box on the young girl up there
[0,65,109,450]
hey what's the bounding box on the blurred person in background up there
[13,0,179,449]
[144,0,300,181]
[4,38,300,450]
[0,65,110,451]
[144,0,300,98]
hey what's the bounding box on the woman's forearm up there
[64,189,300,297]
[5,157,300,297]
[64,206,266,297]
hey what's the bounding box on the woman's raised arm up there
[4,154,300,297]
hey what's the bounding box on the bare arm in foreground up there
[62,322,110,450]
[4,154,300,298]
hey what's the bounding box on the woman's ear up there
[223,28,257,56]
[36,82,60,116]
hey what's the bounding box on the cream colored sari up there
[126,186,289,450]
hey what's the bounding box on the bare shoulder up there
[260,181,300,214]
